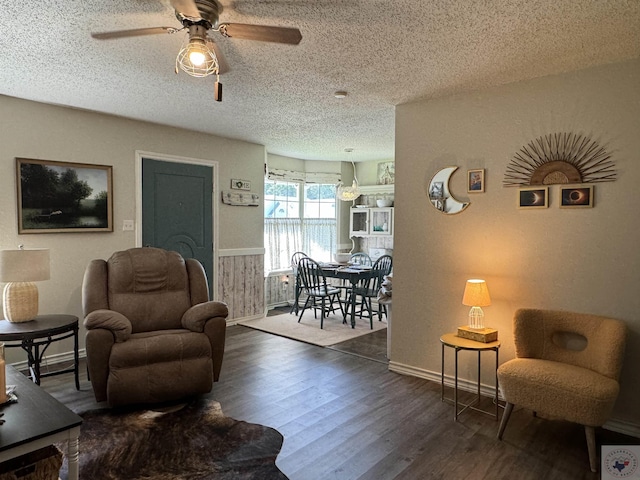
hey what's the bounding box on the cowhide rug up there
[59,398,287,480]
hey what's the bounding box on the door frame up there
[135,150,220,301]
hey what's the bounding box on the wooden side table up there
[440,333,500,422]
[0,315,80,390]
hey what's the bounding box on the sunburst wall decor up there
[503,132,616,187]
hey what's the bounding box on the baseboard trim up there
[227,312,265,326]
[604,418,640,438]
[389,360,640,439]
[388,360,499,399]
[266,302,290,310]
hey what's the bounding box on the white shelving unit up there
[349,207,393,237]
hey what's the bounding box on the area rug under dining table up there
[238,309,387,347]
[58,398,287,480]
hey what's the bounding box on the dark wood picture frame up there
[16,158,113,233]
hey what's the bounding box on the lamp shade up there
[0,249,50,282]
[462,279,491,307]
[0,248,50,322]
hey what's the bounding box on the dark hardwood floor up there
[327,328,388,364]
[41,325,636,480]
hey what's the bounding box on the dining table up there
[317,262,376,328]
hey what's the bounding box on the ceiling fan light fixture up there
[92,0,303,104]
[176,26,219,78]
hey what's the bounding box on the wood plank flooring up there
[40,325,636,480]
[327,328,388,364]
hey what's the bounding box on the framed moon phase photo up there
[518,186,548,209]
[560,185,593,208]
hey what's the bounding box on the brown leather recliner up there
[82,247,227,407]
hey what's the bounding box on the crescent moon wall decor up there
[428,166,469,215]
[503,132,616,187]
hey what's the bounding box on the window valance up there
[266,168,341,185]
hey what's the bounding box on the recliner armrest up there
[84,309,132,342]
[181,301,229,332]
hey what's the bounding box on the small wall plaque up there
[231,179,251,190]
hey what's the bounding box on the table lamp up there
[462,279,491,329]
[0,247,50,323]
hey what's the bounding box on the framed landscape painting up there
[17,158,113,233]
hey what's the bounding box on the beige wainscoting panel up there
[265,271,294,309]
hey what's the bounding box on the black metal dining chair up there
[289,251,308,315]
[345,255,393,328]
[349,252,372,266]
[297,257,345,329]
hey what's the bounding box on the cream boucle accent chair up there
[497,308,626,472]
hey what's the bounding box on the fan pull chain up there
[214,73,222,102]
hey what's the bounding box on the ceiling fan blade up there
[209,40,230,74]
[91,27,177,40]
[170,0,201,18]
[218,23,302,44]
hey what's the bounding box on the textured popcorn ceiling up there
[0,0,638,161]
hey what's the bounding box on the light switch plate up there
[122,220,134,231]
[231,179,251,190]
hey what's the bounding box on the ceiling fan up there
[91,0,302,101]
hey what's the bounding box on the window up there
[303,183,336,218]
[264,181,299,219]
[264,180,336,273]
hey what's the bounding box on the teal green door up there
[142,158,214,297]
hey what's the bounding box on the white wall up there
[392,58,640,431]
[0,96,266,361]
